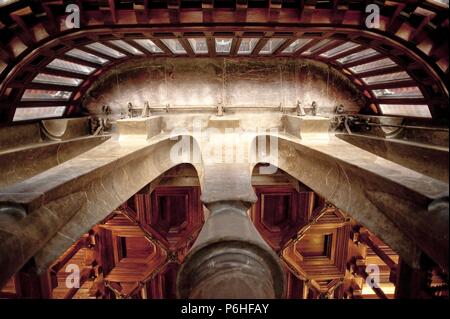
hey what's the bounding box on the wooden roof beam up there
[168,0,181,24]
[8,82,78,92]
[10,12,36,47]
[269,0,282,23]
[368,79,418,90]
[21,66,89,80]
[202,0,214,23]
[236,0,248,22]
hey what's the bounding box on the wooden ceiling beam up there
[56,54,104,70]
[293,38,321,57]
[373,98,428,105]
[151,38,175,56]
[328,45,366,62]
[230,37,241,56]
[107,0,118,24]
[251,38,269,56]
[368,79,418,90]
[40,3,59,36]
[8,82,78,92]
[273,38,296,56]
[309,40,345,59]
[206,32,216,57]
[386,3,409,36]
[236,0,248,22]
[80,46,119,62]
[168,0,181,25]
[20,66,89,81]
[269,0,282,23]
[100,41,133,58]
[341,54,385,69]
[202,0,214,23]
[10,13,36,47]
[356,66,404,79]
[331,1,347,24]
[178,37,196,57]
[17,100,71,107]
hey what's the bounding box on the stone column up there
[177,200,285,299]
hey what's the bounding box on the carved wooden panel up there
[251,186,315,252]
[282,208,350,283]
[98,213,168,285]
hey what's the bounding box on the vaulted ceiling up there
[0,0,448,124]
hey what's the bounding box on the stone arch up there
[0,134,203,285]
[249,134,447,269]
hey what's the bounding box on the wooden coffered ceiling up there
[0,1,448,124]
[1,165,448,299]
[2,183,448,299]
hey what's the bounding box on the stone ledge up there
[283,115,331,140]
[117,116,162,140]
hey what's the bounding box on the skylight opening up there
[0,0,17,8]
[362,71,411,85]
[133,39,163,53]
[215,38,233,54]
[188,38,208,54]
[320,42,360,58]
[301,39,333,55]
[32,73,83,87]
[373,87,424,99]
[337,48,379,65]
[65,49,109,65]
[427,0,449,7]
[160,39,187,54]
[379,104,431,118]
[47,59,96,75]
[237,38,260,55]
[349,58,397,74]
[109,40,144,55]
[85,43,126,59]
[21,89,72,101]
[259,38,285,55]
[282,39,313,54]
[13,106,67,122]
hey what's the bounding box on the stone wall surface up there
[83,58,366,119]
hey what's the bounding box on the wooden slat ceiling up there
[0,0,448,123]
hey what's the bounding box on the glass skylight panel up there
[0,0,17,7]
[160,39,187,54]
[47,59,95,75]
[349,58,397,74]
[302,39,333,55]
[215,38,233,54]
[188,38,208,54]
[282,39,312,54]
[109,40,143,55]
[373,87,424,99]
[65,48,109,65]
[320,42,360,58]
[428,0,449,6]
[362,71,411,85]
[337,48,379,65]
[21,89,72,101]
[133,39,163,53]
[13,106,66,121]
[85,42,126,58]
[32,73,83,87]
[379,104,431,118]
[237,38,260,55]
[259,38,285,55]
